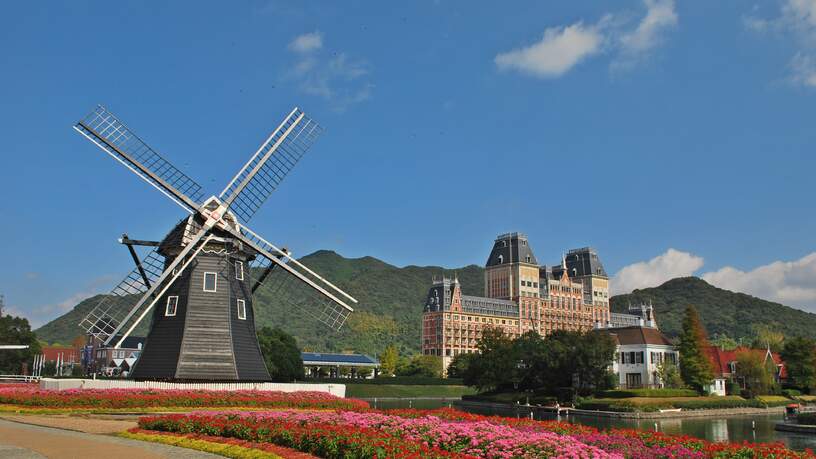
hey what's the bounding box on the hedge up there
[577,396,790,412]
[596,389,698,398]
[798,413,816,425]
[782,389,802,398]
[311,377,464,386]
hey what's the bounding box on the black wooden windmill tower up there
[73,105,357,381]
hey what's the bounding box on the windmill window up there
[165,296,178,317]
[203,272,217,292]
[237,299,246,320]
[235,261,244,280]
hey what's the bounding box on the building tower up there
[563,247,610,327]
[484,232,543,334]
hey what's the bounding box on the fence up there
[0,375,40,382]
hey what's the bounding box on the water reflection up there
[361,398,816,452]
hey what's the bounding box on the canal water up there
[367,398,816,452]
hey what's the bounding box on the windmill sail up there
[79,248,166,342]
[230,225,356,331]
[219,107,322,223]
[74,105,206,211]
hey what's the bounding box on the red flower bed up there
[0,385,367,411]
[138,413,469,458]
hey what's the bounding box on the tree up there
[656,360,683,389]
[735,350,776,397]
[781,337,816,392]
[396,355,442,377]
[0,314,41,374]
[573,331,618,391]
[446,352,475,379]
[378,344,399,377]
[751,325,785,353]
[710,333,739,351]
[463,327,517,392]
[678,305,714,393]
[256,327,305,382]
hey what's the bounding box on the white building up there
[607,326,678,389]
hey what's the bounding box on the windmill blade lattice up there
[254,262,352,331]
[75,106,206,210]
[220,108,322,223]
[79,248,166,342]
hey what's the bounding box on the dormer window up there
[526,255,531,263]
[498,255,504,264]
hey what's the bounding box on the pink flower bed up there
[164,410,629,458]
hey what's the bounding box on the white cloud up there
[495,1,677,79]
[791,51,816,86]
[286,33,371,111]
[614,0,678,69]
[495,22,604,78]
[702,253,816,313]
[611,249,704,295]
[8,276,115,329]
[288,31,323,54]
[745,0,816,87]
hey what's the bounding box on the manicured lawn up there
[345,384,476,398]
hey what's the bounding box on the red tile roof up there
[41,346,79,364]
[704,346,786,379]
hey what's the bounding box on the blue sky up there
[2,0,816,326]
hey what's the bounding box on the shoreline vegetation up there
[461,388,815,418]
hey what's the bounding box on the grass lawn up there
[345,384,476,399]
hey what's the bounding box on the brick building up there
[422,232,622,374]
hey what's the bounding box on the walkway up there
[0,417,220,459]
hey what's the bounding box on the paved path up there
[0,418,220,459]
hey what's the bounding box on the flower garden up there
[0,384,813,458]
[134,408,816,459]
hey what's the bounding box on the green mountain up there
[34,258,816,358]
[610,277,816,340]
[34,250,484,356]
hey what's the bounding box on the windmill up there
[73,105,357,381]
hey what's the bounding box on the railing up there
[0,375,40,382]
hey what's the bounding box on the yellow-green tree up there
[379,344,399,377]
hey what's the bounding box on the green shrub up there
[782,389,802,397]
[596,389,697,398]
[798,413,816,425]
[672,397,762,410]
[576,400,638,412]
[726,381,741,396]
